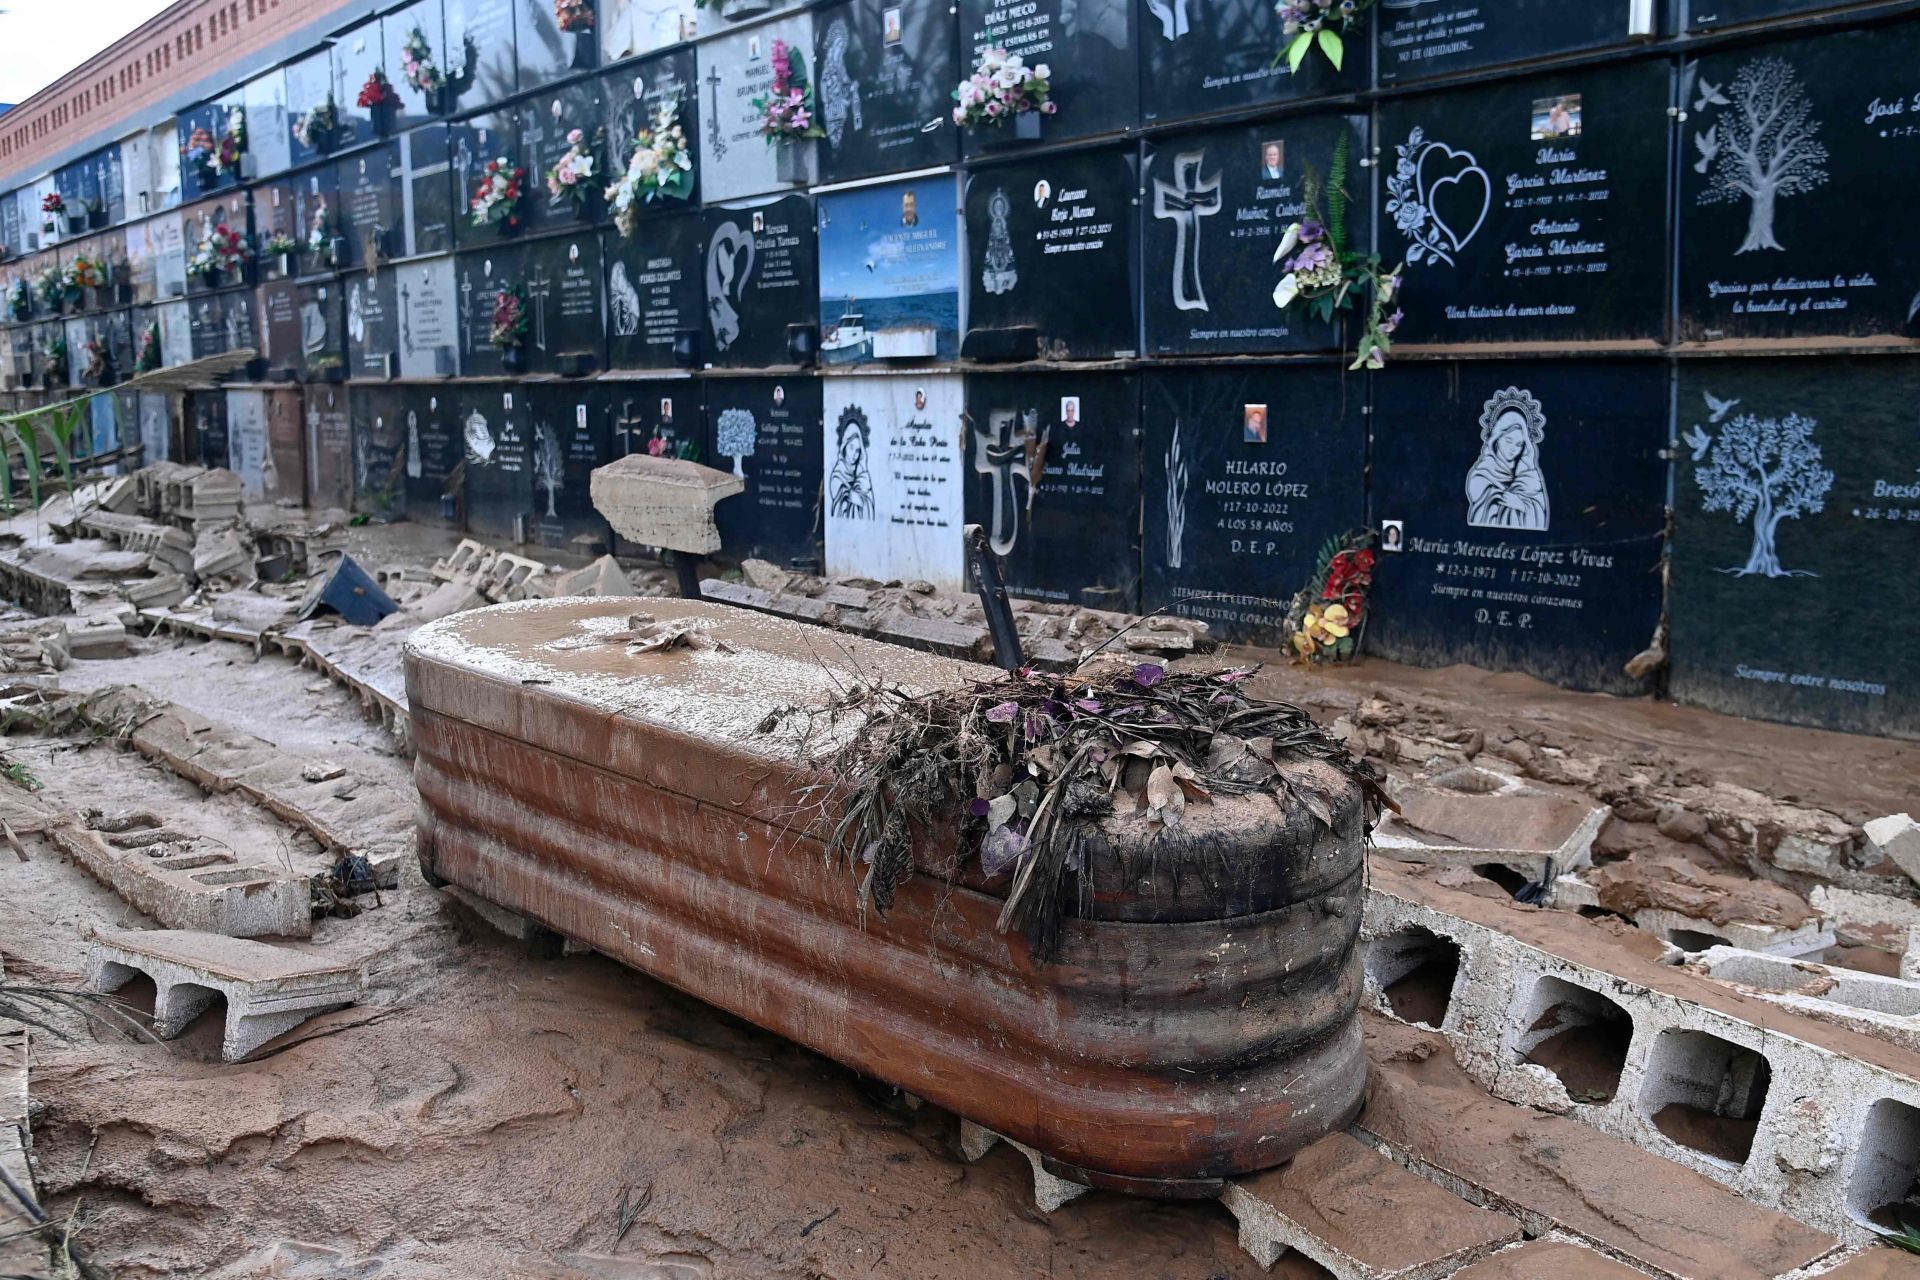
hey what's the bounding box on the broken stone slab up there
[541,554,639,600]
[1812,886,1920,961]
[590,454,744,555]
[1372,781,1608,881]
[88,929,362,1061]
[1814,1246,1920,1278]
[1219,1131,1521,1278]
[1447,1240,1647,1279]
[739,558,792,594]
[1553,872,1834,958]
[49,821,312,937]
[60,615,129,660]
[1867,814,1920,887]
[953,1120,1088,1214]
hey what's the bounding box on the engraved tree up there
[1165,421,1189,570]
[1696,57,1828,254]
[1693,411,1833,578]
[533,422,565,518]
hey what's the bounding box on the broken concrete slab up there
[1220,1131,1521,1278]
[1554,869,1834,958]
[589,454,744,555]
[953,1120,1088,1214]
[1447,1240,1648,1278]
[49,820,313,937]
[88,929,362,1060]
[1372,780,1608,880]
[1867,815,1920,888]
[541,554,638,600]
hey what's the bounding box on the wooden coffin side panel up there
[411,701,1368,1185]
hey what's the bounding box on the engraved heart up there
[1415,142,1490,256]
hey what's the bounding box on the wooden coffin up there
[405,598,1368,1194]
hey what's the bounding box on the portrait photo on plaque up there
[1366,360,1668,695]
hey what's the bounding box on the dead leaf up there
[1121,740,1162,759]
[1146,764,1185,828]
[1170,760,1211,802]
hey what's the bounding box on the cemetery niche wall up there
[1142,114,1368,357]
[964,148,1137,361]
[353,386,408,518]
[1140,364,1366,647]
[1677,20,1920,343]
[1365,360,1668,696]
[818,176,959,365]
[1670,357,1920,740]
[823,374,965,590]
[461,383,535,541]
[964,371,1141,610]
[709,375,823,566]
[400,387,467,526]
[1378,61,1671,346]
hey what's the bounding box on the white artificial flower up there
[1274,222,1302,262]
[1272,272,1299,309]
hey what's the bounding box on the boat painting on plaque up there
[1366,361,1668,695]
[823,374,966,589]
[1670,358,1920,740]
[811,0,958,184]
[1678,22,1920,342]
[1378,61,1671,345]
[817,175,960,365]
[1142,114,1367,357]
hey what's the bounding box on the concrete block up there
[88,929,362,1061]
[1812,887,1920,958]
[49,822,312,938]
[1868,815,1920,887]
[1373,782,1607,881]
[1220,1133,1521,1278]
[949,1121,1085,1212]
[1694,947,1920,1055]
[1554,873,1834,957]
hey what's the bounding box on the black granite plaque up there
[1687,0,1841,31]
[292,169,340,272]
[611,379,703,461]
[1142,113,1367,357]
[402,125,457,256]
[1141,0,1363,125]
[1367,360,1666,694]
[605,215,703,369]
[286,49,339,167]
[93,147,127,227]
[519,82,609,234]
[705,193,818,369]
[188,390,229,468]
[297,281,347,380]
[400,386,466,525]
[1139,363,1366,646]
[334,143,403,269]
[602,47,701,224]
[522,233,606,374]
[1379,0,1652,85]
[462,384,536,541]
[527,383,614,549]
[259,280,303,373]
[516,0,577,91]
[189,290,256,359]
[450,114,524,250]
[175,102,226,202]
[1379,61,1670,345]
[1678,25,1920,342]
[455,244,529,377]
[1671,357,1920,739]
[253,179,302,270]
[346,269,400,378]
[352,385,407,517]
[397,256,462,377]
[331,17,387,151]
[959,0,1134,153]
[964,371,1140,608]
[304,384,354,510]
[384,0,448,126]
[104,310,136,383]
[446,0,520,106]
[813,0,958,184]
[965,147,1136,359]
[709,375,823,563]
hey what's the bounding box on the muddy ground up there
[0,546,1913,1277]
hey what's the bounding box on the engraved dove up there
[1693,125,1720,175]
[1683,424,1712,462]
[1693,78,1729,110]
[1703,391,1739,423]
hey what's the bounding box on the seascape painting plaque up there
[1378,61,1671,345]
[1379,0,1653,85]
[958,0,1135,150]
[708,375,823,564]
[1678,23,1920,342]
[1140,364,1366,646]
[455,244,529,377]
[527,384,615,549]
[964,147,1137,360]
[697,12,816,203]
[402,126,457,257]
[963,371,1141,609]
[812,0,959,184]
[400,386,466,525]
[450,113,522,250]
[702,193,818,369]
[462,384,535,541]
[1671,358,1920,739]
[520,233,607,374]
[602,0,698,63]
[604,214,704,369]
[1367,360,1668,694]
[447,0,521,106]
[818,176,960,365]
[822,374,966,589]
[1141,0,1363,124]
[602,47,701,225]
[517,83,609,234]
[1142,114,1368,357]
[398,256,462,377]
[334,144,403,270]
[346,269,400,379]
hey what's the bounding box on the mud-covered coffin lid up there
[405,597,1366,919]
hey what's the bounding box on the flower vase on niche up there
[500,345,526,374]
[361,69,402,137]
[556,0,597,66]
[372,102,398,136]
[775,140,816,185]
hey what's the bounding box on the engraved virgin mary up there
[1465,387,1550,532]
